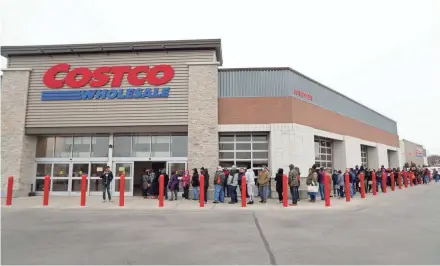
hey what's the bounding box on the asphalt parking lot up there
[2,184,440,265]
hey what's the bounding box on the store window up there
[72,136,91,158]
[218,133,269,171]
[361,145,368,168]
[171,135,188,157]
[132,136,151,157]
[113,135,132,157]
[151,136,170,157]
[36,136,55,158]
[54,136,73,158]
[314,136,333,169]
[91,136,109,157]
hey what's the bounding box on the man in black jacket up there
[201,167,209,204]
[100,166,114,202]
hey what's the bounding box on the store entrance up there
[133,161,166,196]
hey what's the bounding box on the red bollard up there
[43,175,50,206]
[391,172,395,191]
[80,174,87,206]
[241,175,247,207]
[324,173,331,207]
[159,174,164,207]
[282,174,288,207]
[403,171,408,188]
[6,176,13,206]
[398,172,402,190]
[372,171,377,196]
[360,173,366,198]
[344,173,350,202]
[119,174,125,207]
[382,172,387,193]
[410,172,414,187]
[199,175,205,208]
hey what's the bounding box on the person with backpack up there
[191,168,200,200]
[213,166,226,203]
[288,164,300,206]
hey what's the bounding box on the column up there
[187,63,219,181]
[1,68,37,196]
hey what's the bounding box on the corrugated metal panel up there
[218,68,398,134]
[219,69,291,97]
[8,50,214,128]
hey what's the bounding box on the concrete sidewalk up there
[3,184,436,211]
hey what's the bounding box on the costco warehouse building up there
[1,39,401,197]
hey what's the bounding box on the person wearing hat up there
[245,167,256,204]
[213,166,226,203]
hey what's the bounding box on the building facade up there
[1,39,401,197]
[399,139,428,167]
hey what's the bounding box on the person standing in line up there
[433,168,439,183]
[161,169,169,200]
[140,168,150,199]
[258,166,270,203]
[181,170,191,200]
[191,168,200,200]
[318,167,325,200]
[228,165,239,204]
[100,166,114,202]
[376,168,383,192]
[223,168,230,197]
[306,168,318,202]
[213,166,226,203]
[168,171,179,201]
[331,170,338,197]
[275,168,284,203]
[245,167,256,204]
[336,170,345,198]
[201,167,209,204]
[288,164,300,206]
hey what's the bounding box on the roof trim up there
[219,67,396,123]
[1,38,223,66]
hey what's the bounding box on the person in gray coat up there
[228,165,239,204]
[336,170,345,198]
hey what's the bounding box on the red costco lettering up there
[43,63,174,89]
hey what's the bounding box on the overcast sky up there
[1,0,439,154]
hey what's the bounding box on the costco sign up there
[41,63,173,101]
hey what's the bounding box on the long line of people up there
[138,163,439,205]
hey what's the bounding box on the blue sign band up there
[41,88,170,101]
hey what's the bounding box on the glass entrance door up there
[112,162,134,197]
[70,162,90,196]
[89,162,109,196]
[167,161,187,197]
[166,161,187,176]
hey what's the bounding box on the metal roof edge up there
[1,38,223,65]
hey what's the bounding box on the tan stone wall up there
[1,69,37,196]
[187,63,219,186]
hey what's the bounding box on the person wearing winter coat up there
[228,165,239,204]
[168,171,179,201]
[213,167,226,203]
[223,168,230,197]
[306,168,318,202]
[275,168,284,203]
[245,168,256,204]
[181,170,191,200]
[336,170,345,198]
[288,164,300,206]
[258,166,270,203]
[201,167,209,204]
[191,168,200,200]
[140,168,150,198]
[161,169,170,200]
